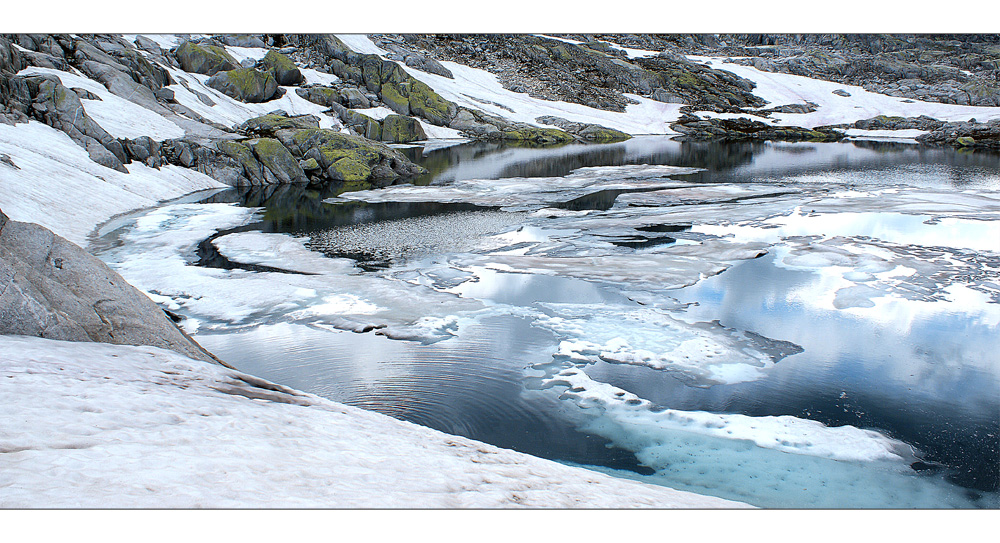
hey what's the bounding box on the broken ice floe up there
[327,164,699,210]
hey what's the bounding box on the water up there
[96,137,1000,508]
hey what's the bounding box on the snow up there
[224,46,269,63]
[299,67,341,86]
[687,55,1000,127]
[0,121,225,246]
[0,335,746,508]
[352,106,397,120]
[164,67,340,130]
[335,34,683,135]
[17,67,186,140]
[121,34,185,50]
[845,128,926,139]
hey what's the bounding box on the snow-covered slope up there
[0,335,747,508]
[0,121,224,246]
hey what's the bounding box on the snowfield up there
[0,335,747,508]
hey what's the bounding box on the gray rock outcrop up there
[0,209,219,364]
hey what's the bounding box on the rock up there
[274,128,426,182]
[85,139,127,172]
[0,209,219,364]
[133,35,163,55]
[175,40,237,75]
[535,115,631,142]
[671,114,844,142]
[216,35,267,48]
[247,138,309,184]
[916,119,1000,149]
[299,158,320,170]
[294,86,340,107]
[759,102,819,114]
[0,37,26,75]
[852,115,945,131]
[340,87,370,109]
[832,89,852,97]
[237,113,320,137]
[258,50,302,86]
[154,87,175,102]
[216,140,267,185]
[206,68,279,103]
[71,87,102,101]
[122,136,163,168]
[380,114,427,143]
[22,75,129,170]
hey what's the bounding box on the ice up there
[330,164,699,209]
[0,121,225,246]
[532,303,796,386]
[299,67,341,86]
[537,363,989,508]
[0,335,745,508]
[96,205,486,343]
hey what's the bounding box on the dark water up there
[191,137,1000,507]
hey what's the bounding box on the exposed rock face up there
[380,114,427,143]
[852,115,946,131]
[671,114,844,142]
[535,115,631,142]
[275,127,426,181]
[21,74,129,171]
[247,137,309,183]
[0,209,218,364]
[916,119,1000,149]
[610,33,1000,108]
[206,68,280,103]
[258,50,302,86]
[237,113,321,136]
[175,41,237,75]
[389,34,764,113]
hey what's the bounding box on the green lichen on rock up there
[275,128,426,182]
[247,137,307,183]
[380,114,427,143]
[341,110,382,140]
[299,157,320,170]
[259,50,302,86]
[175,41,237,75]
[407,80,456,126]
[956,136,976,146]
[238,113,320,136]
[206,68,279,103]
[380,81,410,115]
[216,140,265,184]
[501,127,575,144]
[577,126,631,142]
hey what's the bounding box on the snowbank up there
[0,121,225,246]
[0,335,747,508]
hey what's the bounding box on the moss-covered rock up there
[380,81,410,116]
[295,86,340,107]
[206,68,279,103]
[216,140,266,184]
[274,128,426,182]
[341,110,381,140]
[501,127,575,144]
[407,79,456,126]
[380,114,427,143]
[175,41,237,75]
[259,50,302,86]
[956,136,976,146]
[247,137,308,184]
[238,113,320,137]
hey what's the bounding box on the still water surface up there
[178,137,999,507]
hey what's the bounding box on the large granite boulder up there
[175,41,237,75]
[275,128,426,182]
[206,68,279,103]
[247,138,309,184]
[258,50,302,86]
[380,114,427,143]
[0,209,219,364]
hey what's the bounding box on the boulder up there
[238,113,320,137]
[206,68,279,103]
[535,115,631,142]
[0,209,219,364]
[175,41,237,75]
[380,114,427,143]
[23,75,128,171]
[216,140,267,185]
[247,138,309,184]
[217,35,268,48]
[275,128,426,182]
[259,50,302,86]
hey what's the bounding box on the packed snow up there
[0,121,224,245]
[686,55,1000,127]
[0,335,746,508]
